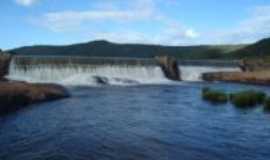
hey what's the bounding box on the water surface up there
[0,82,270,160]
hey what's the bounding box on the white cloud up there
[185,29,200,39]
[91,31,149,44]
[203,5,270,44]
[36,0,200,45]
[239,6,270,40]
[15,0,38,6]
[88,27,200,46]
[42,9,153,31]
[24,0,270,45]
[40,0,157,32]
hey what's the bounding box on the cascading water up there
[180,66,240,81]
[7,57,170,86]
[7,56,240,86]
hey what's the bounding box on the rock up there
[155,56,181,81]
[202,71,270,85]
[0,51,12,79]
[0,81,70,115]
[93,76,109,85]
[238,58,270,72]
[238,59,247,72]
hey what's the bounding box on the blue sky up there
[1,0,270,49]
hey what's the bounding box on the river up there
[0,57,269,160]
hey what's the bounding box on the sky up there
[1,0,270,49]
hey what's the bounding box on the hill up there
[9,40,245,60]
[231,38,270,58]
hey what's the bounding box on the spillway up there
[7,56,240,86]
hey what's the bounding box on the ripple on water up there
[0,83,270,160]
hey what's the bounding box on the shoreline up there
[0,52,70,115]
[202,71,270,85]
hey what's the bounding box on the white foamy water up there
[8,62,171,86]
[180,66,240,81]
[7,58,240,86]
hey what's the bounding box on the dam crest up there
[7,56,240,86]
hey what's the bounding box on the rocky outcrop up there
[0,51,12,79]
[238,59,270,72]
[0,81,70,115]
[0,51,70,115]
[155,56,181,81]
[202,71,270,85]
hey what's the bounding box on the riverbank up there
[0,51,70,115]
[0,81,70,115]
[202,58,270,85]
[202,71,270,85]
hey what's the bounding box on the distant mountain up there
[231,38,270,58]
[9,40,245,59]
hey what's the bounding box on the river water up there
[0,82,270,160]
[0,59,270,160]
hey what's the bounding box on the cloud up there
[204,5,270,44]
[15,0,38,6]
[36,0,199,45]
[185,29,199,38]
[42,9,153,31]
[39,0,156,31]
[238,6,270,40]
[88,27,199,46]
[22,0,270,45]
[91,31,149,44]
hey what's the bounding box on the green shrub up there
[256,91,267,104]
[264,97,270,111]
[230,90,266,108]
[202,87,228,104]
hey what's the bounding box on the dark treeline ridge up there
[8,37,270,59]
[231,37,270,59]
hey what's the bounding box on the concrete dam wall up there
[7,56,240,86]
[11,56,240,67]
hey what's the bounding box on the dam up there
[7,56,240,86]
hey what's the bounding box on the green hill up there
[231,38,270,58]
[9,40,245,60]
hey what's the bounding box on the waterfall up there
[180,66,240,81]
[7,56,240,86]
[7,57,170,86]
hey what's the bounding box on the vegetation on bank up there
[202,87,228,103]
[230,90,266,108]
[264,97,270,111]
[231,37,270,59]
[202,87,270,111]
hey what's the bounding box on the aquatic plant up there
[202,87,228,104]
[264,97,270,111]
[230,90,266,108]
